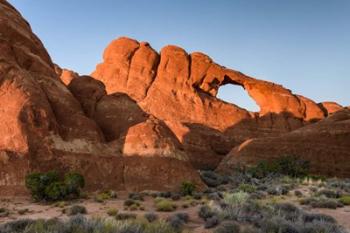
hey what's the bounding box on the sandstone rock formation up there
[0,0,204,195]
[91,37,330,169]
[55,66,79,86]
[217,108,350,177]
[318,102,343,115]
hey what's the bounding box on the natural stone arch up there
[217,83,260,112]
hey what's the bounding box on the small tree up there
[25,171,85,201]
[180,181,196,196]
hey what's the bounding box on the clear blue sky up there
[9,0,350,111]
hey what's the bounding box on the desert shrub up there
[214,222,240,233]
[238,184,256,193]
[339,195,350,205]
[159,191,172,198]
[44,182,67,201]
[124,199,139,207]
[302,221,345,233]
[248,160,276,179]
[222,200,264,223]
[95,190,117,202]
[207,192,222,201]
[223,191,249,206]
[64,172,85,197]
[144,212,158,223]
[107,208,118,216]
[200,170,224,187]
[124,199,144,211]
[259,217,299,233]
[167,214,187,232]
[180,181,196,196]
[204,216,220,229]
[300,197,342,209]
[193,192,203,200]
[302,213,336,223]
[64,205,87,216]
[198,205,216,220]
[181,203,189,208]
[316,189,341,198]
[115,212,137,220]
[267,185,289,196]
[17,208,29,215]
[174,212,189,223]
[144,220,178,233]
[249,191,266,200]
[0,219,35,233]
[248,155,310,179]
[129,192,144,201]
[155,198,177,212]
[94,192,110,203]
[0,208,9,217]
[273,203,302,222]
[25,171,84,201]
[171,193,181,201]
[326,178,350,193]
[25,171,59,201]
[294,190,303,197]
[130,203,142,211]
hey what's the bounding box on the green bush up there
[300,197,343,209]
[44,182,67,201]
[107,208,118,216]
[144,212,158,223]
[64,172,85,197]
[25,172,59,201]
[238,184,256,193]
[155,198,177,212]
[25,171,85,201]
[115,212,137,220]
[180,181,196,196]
[64,205,87,216]
[214,222,240,233]
[248,155,310,179]
[339,195,350,205]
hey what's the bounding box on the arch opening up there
[217,84,260,112]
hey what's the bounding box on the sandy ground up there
[0,191,349,232]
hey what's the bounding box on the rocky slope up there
[217,108,350,177]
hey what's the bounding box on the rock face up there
[217,108,350,177]
[318,102,343,115]
[91,37,329,169]
[0,0,204,195]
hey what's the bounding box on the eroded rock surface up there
[0,0,204,195]
[91,37,332,169]
[217,108,350,177]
